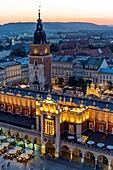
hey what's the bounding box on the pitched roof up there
[84,58,104,70]
[99,68,113,74]
[2,86,113,111]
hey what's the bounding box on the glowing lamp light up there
[47,115,51,119]
[63,118,66,121]
[40,107,43,111]
[71,118,74,122]
[56,110,58,114]
[80,104,83,108]
[50,109,53,113]
[45,108,48,112]
[65,107,68,111]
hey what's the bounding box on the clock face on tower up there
[34,47,38,54]
[44,47,48,54]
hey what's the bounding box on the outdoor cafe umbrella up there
[97,143,105,148]
[14,146,22,151]
[9,149,17,155]
[107,145,113,150]
[25,149,33,155]
[0,136,6,140]
[20,153,29,159]
[67,136,75,140]
[2,142,9,147]
[77,138,84,143]
[0,145,4,150]
[87,141,95,145]
[7,138,14,143]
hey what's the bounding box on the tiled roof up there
[84,58,103,70]
[0,111,36,129]
[99,68,113,74]
[2,87,113,111]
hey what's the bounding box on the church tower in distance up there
[29,8,51,91]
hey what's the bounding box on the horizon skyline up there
[1,0,113,25]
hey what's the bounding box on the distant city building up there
[98,68,113,84]
[52,56,84,81]
[84,58,108,83]
[0,50,11,59]
[29,9,51,91]
[0,67,6,85]
[0,61,21,85]
[21,64,29,82]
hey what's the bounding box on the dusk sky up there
[1,0,113,25]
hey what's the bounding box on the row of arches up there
[44,143,112,168]
[61,145,108,164]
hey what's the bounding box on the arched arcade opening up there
[45,141,55,156]
[73,148,82,162]
[62,145,70,160]
[84,151,95,166]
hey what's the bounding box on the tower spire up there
[34,6,47,44]
[38,6,41,20]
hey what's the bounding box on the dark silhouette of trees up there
[50,43,59,53]
[11,48,26,57]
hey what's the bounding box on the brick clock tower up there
[29,9,51,91]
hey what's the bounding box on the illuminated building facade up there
[1,87,113,159]
[29,9,51,91]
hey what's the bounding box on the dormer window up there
[94,66,98,69]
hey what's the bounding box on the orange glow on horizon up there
[1,0,113,25]
[0,16,113,25]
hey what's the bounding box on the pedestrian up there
[25,160,27,166]
[7,162,10,166]
[1,164,5,170]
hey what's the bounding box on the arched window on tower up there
[35,74,38,81]
[34,60,38,66]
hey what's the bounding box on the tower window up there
[99,125,103,132]
[34,60,38,66]
[35,74,38,81]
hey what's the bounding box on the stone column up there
[36,116,40,131]
[81,153,85,163]
[108,160,112,170]
[70,149,73,161]
[40,114,45,154]
[12,104,13,113]
[55,115,60,158]
[93,118,96,132]
[106,119,108,134]
[95,156,97,166]
[41,114,44,144]
[76,124,82,138]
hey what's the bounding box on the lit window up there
[69,124,74,134]
[45,119,54,136]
